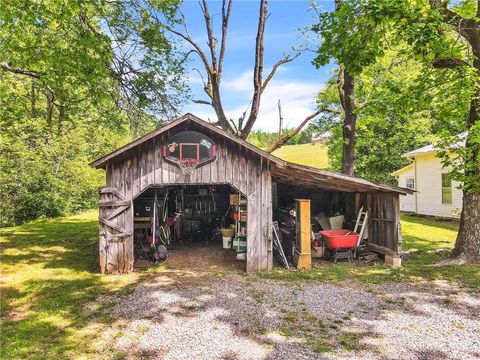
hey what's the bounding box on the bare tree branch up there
[0,62,41,78]
[432,57,473,69]
[265,107,340,153]
[261,53,299,93]
[192,99,212,105]
[165,27,211,73]
[218,0,233,81]
[240,0,268,138]
[200,0,217,70]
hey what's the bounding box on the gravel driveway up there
[101,270,480,360]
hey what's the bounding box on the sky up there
[177,0,336,132]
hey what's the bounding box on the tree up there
[0,0,187,135]
[312,0,371,175]
[311,0,480,262]
[154,0,302,138]
[0,0,187,225]
[322,51,440,183]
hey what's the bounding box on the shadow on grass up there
[0,214,153,359]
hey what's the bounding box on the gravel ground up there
[101,270,480,360]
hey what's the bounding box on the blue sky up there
[177,0,336,132]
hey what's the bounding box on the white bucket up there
[222,236,232,249]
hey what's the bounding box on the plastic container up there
[320,229,359,250]
[222,236,232,249]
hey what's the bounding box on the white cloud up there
[184,69,323,133]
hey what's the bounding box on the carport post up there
[294,199,311,270]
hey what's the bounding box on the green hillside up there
[272,143,329,169]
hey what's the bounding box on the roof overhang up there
[391,163,414,176]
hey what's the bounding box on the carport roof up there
[91,113,412,195]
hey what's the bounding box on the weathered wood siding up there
[356,192,402,255]
[100,124,273,273]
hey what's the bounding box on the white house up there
[392,138,465,218]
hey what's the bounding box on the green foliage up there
[0,0,187,126]
[312,0,479,189]
[0,73,130,226]
[319,51,438,182]
[0,1,188,226]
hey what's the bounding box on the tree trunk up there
[30,80,36,117]
[452,85,480,262]
[45,88,54,133]
[453,191,480,262]
[278,99,283,135]
[338,66,357,176]
[58,104,65,135]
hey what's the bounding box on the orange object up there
[320,229,359,250]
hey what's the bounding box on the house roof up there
[91,113,413,195]
[391,163,414,176]
[404,133,466,158]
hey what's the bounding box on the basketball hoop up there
[177,159,199,175]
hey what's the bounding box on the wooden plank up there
[146,139,155,186]
[99,200,130,207]
[99,216,130,234]
[98,191,108,274]
[140,142,148,192]
[367,242,397,257]
[393,193,401,255]
[261,159,273,270]
[105,205,130,220]
[246,157,258,273]
[132,145,140,197]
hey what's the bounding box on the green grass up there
[0,211,159,360]
[261,214,480,289]
[1,211,479,358]
[272,143,329,169]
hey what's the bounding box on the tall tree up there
[0,0,187,135]
[313,0,366,175]
[312,0,480,262]
[155,0,300,138]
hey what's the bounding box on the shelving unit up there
[233,190,247,252]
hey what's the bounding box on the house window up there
[442,173,452,204]
[406,177,415,190]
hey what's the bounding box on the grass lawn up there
[0,211,161,359]
[1,211,479,359]
[272,143,329,169]
[262,214,480,289]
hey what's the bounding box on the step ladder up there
[353,206,368,248]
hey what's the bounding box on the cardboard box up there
[229,194,239,205]
[240,211,247,222]
[312,246,324,258]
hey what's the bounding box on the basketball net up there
[177,159,199,176]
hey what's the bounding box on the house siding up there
[397,167,416,212]
[415,153,462,217]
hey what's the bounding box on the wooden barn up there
[91,113,412,274]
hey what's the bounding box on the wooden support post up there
[294,199,311,270]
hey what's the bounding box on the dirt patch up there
[161,243,245,272]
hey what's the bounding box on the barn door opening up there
[132,184,247,272]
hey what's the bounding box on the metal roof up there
[404,133,466,158]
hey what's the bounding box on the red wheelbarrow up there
[320,229,361,263]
